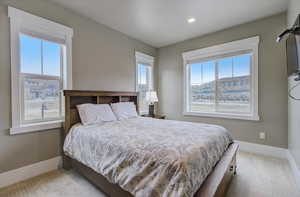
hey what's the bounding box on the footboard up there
[195,143,238,197]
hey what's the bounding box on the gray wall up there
[287,0,300,171]
[0,0,156,173]
[157,13,288,148]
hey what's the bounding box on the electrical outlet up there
[259,132,266,140]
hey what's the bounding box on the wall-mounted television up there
[286,14,300,79]
[286,33,300,76]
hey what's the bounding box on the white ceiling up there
[50,0,289,48]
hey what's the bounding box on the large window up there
[9,7,73,134]
[135,52,154,114]
[20,34,63,123]
[183,37,259,120]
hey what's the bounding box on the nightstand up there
[141,114,166,119]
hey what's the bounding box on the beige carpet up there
[0,152,299,197]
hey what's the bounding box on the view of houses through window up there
[189,53,252,114]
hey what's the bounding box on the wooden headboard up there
[63,90,139,138]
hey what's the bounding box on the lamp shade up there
[146,91,158,103]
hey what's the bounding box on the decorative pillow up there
[77,104,117,125]
[111,102,138,120]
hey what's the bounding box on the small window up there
[9,7,73,134]
[137,63,153,113]
[183,37,259,120]
[135,52,154,114]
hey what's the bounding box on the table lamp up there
[146,91,158,117]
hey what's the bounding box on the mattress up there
[64,117,233,197]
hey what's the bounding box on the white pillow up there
[77,104,117,125]
[111,102,138,120]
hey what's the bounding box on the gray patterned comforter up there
[64,117,233,197]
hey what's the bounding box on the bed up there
[62,90,238,197]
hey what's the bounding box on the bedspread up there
[64,117,233,197]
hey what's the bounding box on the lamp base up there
[149,104,155,117]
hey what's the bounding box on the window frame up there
[182,36,260,121]
[135,51,154,114]
[8,7,73,134]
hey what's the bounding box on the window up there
[183,37,259,120]
[9,7,73,134]
[135,52,154,114]
[20,35,63,123]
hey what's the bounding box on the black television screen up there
[286,34,300,76]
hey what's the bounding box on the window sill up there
[183,111,260,121]
[10,120,63,135]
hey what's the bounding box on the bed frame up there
[62,90,238,197]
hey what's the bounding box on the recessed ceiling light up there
[188,18,196,23]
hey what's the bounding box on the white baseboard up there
[287,151,300,188]
[0,156,61,189]
[236,140,288,159]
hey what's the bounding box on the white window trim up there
[182,36,260,121]
[10,120,63,135]
[135,51,155,114]
[8,7,73,134]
